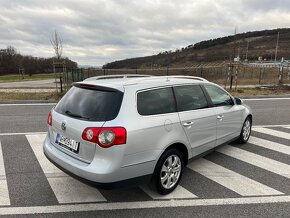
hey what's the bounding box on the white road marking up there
[253,127,290,140]
[243,98,290,101]
[1,195,290,215]
[0,132,47,136]
[248,136,290,155]
[252,125,290,128]
[140,185,197,200]
[48,177,106,203]
[26,134,107,203]
[0,103,56,106]
[218,146,290,179]
[0,141,10,206]
[26,134,65,176]
[187,158,282,196]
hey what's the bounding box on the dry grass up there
[227,87,290,97]
[0,73,55,83]
[0,92,64,101]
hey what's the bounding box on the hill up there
[103,28,290,69]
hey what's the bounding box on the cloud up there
[0,0,290,66]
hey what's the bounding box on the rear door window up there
[54,86,123,121]
[137,87,176,116]
[174,85,208,111]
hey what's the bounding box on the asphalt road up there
[0,98,289,217]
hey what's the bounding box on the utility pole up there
[233,26,238,61]
[274,32,280,62]
[245,41,249,61]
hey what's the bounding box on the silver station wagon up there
[43,75,252,194]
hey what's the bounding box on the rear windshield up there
[54,86,123,121]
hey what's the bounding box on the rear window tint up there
[55,86,123,121]
[137,87,176,116]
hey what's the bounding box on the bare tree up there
[50,30,63,60]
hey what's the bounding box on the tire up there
[237,117,252,144]
[151,149,184,195]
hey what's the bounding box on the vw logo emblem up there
[61,121,66,131]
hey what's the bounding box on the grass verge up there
[0,73,55,83]
[227,86,290,97]
[0,92,64,101]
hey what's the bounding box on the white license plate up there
[55,133,79,153]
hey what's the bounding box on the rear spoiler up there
[73,83,122,92]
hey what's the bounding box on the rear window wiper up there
[65,110,90,120]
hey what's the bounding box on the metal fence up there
[57,64,290,93]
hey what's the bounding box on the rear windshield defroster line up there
[54,86,123,122]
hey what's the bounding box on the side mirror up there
[235,97,243,105]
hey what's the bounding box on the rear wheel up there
[238,117,252,144]
[151,149,184,195]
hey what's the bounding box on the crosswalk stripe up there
[187,158,283,196]
[26,134,106,203]
[218,146,290,179]
[26,134,65,177]
[0,141,10,206]
[248,136,290,155]
[140,185,197,200]
[253,127,290,140]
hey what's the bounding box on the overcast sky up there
[1,0,290,66]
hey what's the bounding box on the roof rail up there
[166,75,208,82]
[84,74,152,81]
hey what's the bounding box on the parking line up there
[248,136,290,155]
[140,185,197,199]
[0,141,10,206]
[253,127,290,140]
[1,195,290,215]
[0,132,47,136]
[187,158,282,196]
[218,146,290,179]
[26,134,107,204]
[0,103,56,106]
[243,98,290,101]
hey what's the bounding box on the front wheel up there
[238,117,252,144]
[151,149,184,195]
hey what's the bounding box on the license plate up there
[55,133,79,153]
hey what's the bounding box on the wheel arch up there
[163,142,189,166]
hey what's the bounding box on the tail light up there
[82,127,127,148]
[47,111,52,126]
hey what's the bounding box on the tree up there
[50,30,63,59]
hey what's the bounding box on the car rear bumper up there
[43,134,154,187]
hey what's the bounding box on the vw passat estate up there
[43,75,252,194]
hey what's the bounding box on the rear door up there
[203,84,243,146]
[49,84,123,163]
[174,85,217,155]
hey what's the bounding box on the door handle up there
[183,121,194,127]
[217,115,224,120]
